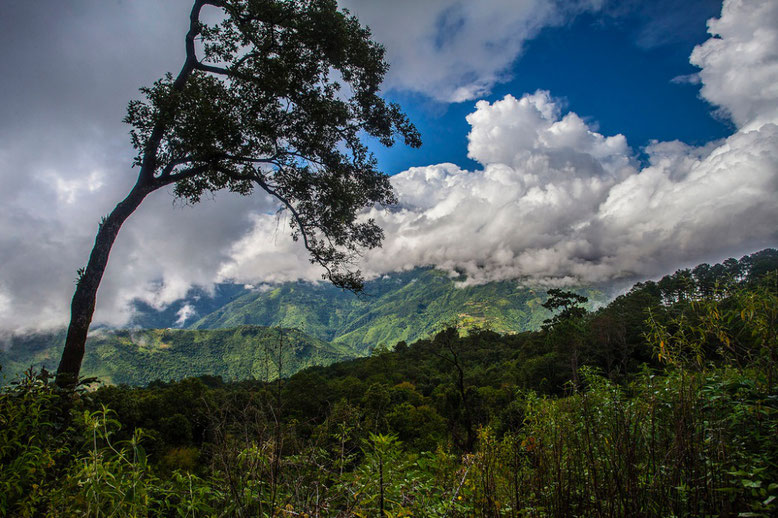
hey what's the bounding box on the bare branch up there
[158,156,195,179]
[195,62,233,76]
[155,163,212,187]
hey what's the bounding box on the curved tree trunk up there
[54,1,205,389]
[55,181,152,388]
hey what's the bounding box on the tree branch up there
[155,163,212,187]
[138,0,209,184]
[158,156,195,179]
[215,165,340,280]
[195,62,233,76]
[221,153,282,166]
[158,152,282,182]
[254,176,313,253]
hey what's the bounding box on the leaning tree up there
[55,0,420,387]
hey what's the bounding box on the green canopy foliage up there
[125,0,420,289]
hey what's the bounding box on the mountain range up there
[147,268,604,351]
[1,268,604,385]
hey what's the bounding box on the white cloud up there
[690,0,778,130]
[670,73,701,85]
[465,91,634,176]
[339,0,603,102]
[215,213,326,286]
[49,170,105,205]
[364,102,776,284]
[220,0,778,287]
[175,304,196,327]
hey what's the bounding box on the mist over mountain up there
[138,268,605,352]
[6,246,775,387]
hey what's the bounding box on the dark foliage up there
[3,250,777,516]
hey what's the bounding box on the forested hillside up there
[2,249,777,516]
[178,268,603,352]
[2,268,602,385]
[0,327,350,386]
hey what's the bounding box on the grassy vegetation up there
[1,250,777,516]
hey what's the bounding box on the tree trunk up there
[55,181,151,388]
[55,0,205,389]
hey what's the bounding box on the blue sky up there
[375,0,730,174]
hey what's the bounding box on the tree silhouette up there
[56,0,420,387]
[542,289,589,387]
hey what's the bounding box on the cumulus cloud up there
[224,0,778,287]
[340,0,603,102]
[358,103,776,284]
[690,0,778,130]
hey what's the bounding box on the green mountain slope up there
[191,281,356,341]
[1,326,349,386]
[129,283,250,329]
[191,268,604,352]
[1,269,604,386]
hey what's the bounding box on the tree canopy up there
[56,0,420,387]
[127,0,420,289]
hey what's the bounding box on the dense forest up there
[184,269,603,352]
[2,249,777,516]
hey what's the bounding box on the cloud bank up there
[224,0,778,286]
[362,0,778,282]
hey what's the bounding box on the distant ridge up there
[186,268,603,353]
[2,267,604,385]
